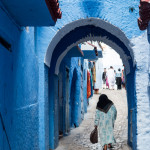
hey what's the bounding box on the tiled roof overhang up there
[138,0,150,30]
[45,0,62,22]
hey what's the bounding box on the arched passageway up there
[44,18,136,150]
[45,18,135,74]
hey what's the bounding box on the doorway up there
[70,68,78,128]
[65,67,70,135]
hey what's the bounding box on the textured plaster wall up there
[34,27,61,149]
[70,57,83,126]
[131,33,150,150]
[59,56,85,129]
[0,2,39,149]
[35,27,53,150]
[0,30,13,150]
[12,27,39,150]
[45,0,142,69]
[0,0,150,150]
[57,0,142,39]
[56,55,90,150]
[54,55,88,148]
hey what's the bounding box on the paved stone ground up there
[56,89,131,150]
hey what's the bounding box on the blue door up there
[58,73,63,137]
[65,67,70,134]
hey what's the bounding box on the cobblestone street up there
[56,89,131,150]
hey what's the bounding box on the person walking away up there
[94,94,117,150]
[121,69,126,88]
[102,68,107,89]
[107,66,115,90]
[116,68,122,90]
[106,76,109,89]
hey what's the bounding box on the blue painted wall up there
[54,54,90,150]
[52,0,142,39]
[0,36,13,150]
[50,55,88,149]
[12,27,39,149]
[0,2,39,149]
[59,55,86,131]
[0,0,150,149]
[69,58,82,127]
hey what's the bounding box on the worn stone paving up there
[56,89,131,150]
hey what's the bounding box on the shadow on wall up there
[81,0,103,17]
[70,68,78,128]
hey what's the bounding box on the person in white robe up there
[107,66,115,90]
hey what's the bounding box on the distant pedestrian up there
[94,94,117,150]
[116,68,122,90]
[107,66,115,90]
[114,70,116,76]
[106,76,109,89]
[121,69,126,88]
[102,68,107,89]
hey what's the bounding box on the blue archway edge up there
[50,25,134,74]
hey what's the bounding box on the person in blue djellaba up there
[94,94,117,150]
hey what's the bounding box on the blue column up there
[126,67,136,150]
[49,73,59,149]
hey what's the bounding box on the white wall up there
[102,43,124,71]
[95,58,103,89]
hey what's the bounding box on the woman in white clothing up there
[107,66,115,90]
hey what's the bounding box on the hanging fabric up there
[87,70,91,99]
[90,70,93,98]
[93,63,96,83]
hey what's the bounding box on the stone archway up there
[45,18,136,150]
[45,18,135,75]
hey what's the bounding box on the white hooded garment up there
[107,69,115,87]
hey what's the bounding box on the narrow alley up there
[56,89,130,150]
[1,0,150,149]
